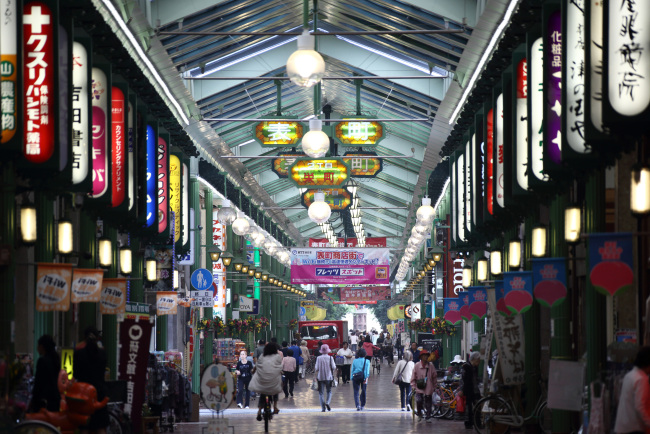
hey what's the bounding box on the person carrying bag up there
[351,348,370,411]
[392,350,415,411]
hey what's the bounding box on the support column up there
[102,227,119,380]
[189,173,200,393]
[129,238,144,303]
[34,192,54,359]
[78,212,97,336]
[0,163,16,357]
[203,189,214,368]
[523,216,541,418]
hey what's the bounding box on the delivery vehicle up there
[298,320,349,354]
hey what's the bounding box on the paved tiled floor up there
[175,358,472,433]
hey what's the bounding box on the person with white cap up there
[314,344,336,412]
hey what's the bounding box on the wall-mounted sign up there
[495,94,505,208]
[342,152,383,177]
[111,87,126,207]
[254,121,303,146]
[302,188,351,211]
[588,0,604,133]
[565,1,587,154]
[486,109,494,214]
[157,136,169,234]
[145,125,156,227]
[71,41,90,185]
[127,102,135,210]
[182,161,189,246]
[530,36,548,182]
[545,10,562,166]
[464,140,471,231]
[1,0,18,145]
[457,153,465,242]
[169,154,181,243]
[335,120,384,146]
[308,237,387,247]
[23,1,55,164]
[288,158,350,188]
[272,152,305,177]
[515,57,529,190]
[470,133,479,227]
[450,156,457,242]
[91,67,109,197]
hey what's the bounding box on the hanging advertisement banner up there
[100,278,126,315]
[118,315,153,431]
[529,33,548,182]
[156,291,178,316]
[22,1,56,164]
[450,155,457,243]
[443,298,462,326]
[503,271,534,315]
[410,303,421,321]
[145,124,156,227]
[471,131,481,227]
[157,135,169,234]
[182,161,189,246]
[111,86,126,207]
[486,109,494,214]
[494,280,510,316]
[342,152,383,177]
[90,67,109,197]
[71,268,103,303]
[36,263,72,312]
[588,233,634,296]
[271,152,305,177]
[545,8,563,167]
[457,152,465,241]
[486,287,525,385]
[335,120,384,146]
[211,217,227,319]
[458,291,471,322]
[71,41,90,185]
[290,248,390,285]
[127,101,135,211]
[468,286,488,320]
[531,258,567,308]
[1,0,19,146]
[334,286,391,304]
[564,1,588,155]
[302,188,351,211]
[169,154,181,243]
[515,54,529,191]
[308,237,387,248]
[125,302,150,320]
[254,120,303,147]
[495,94,505,208]
[288,158,350,188]
[464,138,472,231]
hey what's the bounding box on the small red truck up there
[298,320,349,354]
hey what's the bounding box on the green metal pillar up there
[522,216,541,419]
[585,172,606,383]
[102,227,119,380]
[225,226,235,322]
[0,163,16,357]
[189,174,200,393]
[34,192,54,359]
[78,212,98,335]
[129,237,144,303]
[204,190,214,367]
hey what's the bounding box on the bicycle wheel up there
[436,387,456,419]
[263,397,272,433]
[431,388,448,418]
[537,401,552,434]
[408,390,417,421]
[14,420,61,434]
[108,411,125,434]
[473,396,512,434]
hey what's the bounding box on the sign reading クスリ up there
[291,248,389,285]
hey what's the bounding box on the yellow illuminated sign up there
[61,348,74,380]
[254,121,303,146]
[289,158,350,188]
[169,155,181,243]
[335,120,384,146]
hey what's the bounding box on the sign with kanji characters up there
[529,35,548,182]
[334,120,384,146]
[90,67,109,197]
[515,56,529,190]
[169,154,181,242]
[564,0,588,154]
[301,188,351,211]
[494,95,504,208]
[290,248,390,285]
[288,158,350,188]
[125,302,150,320]
[545,9,562,166]
[111,86,126,207]
[271,152,305,177]
[100,278,126,315]
[1,0,19,145]
[156,291,178,316]
[342,152,383,177]
[211,217,227,319]
[308,237,387,248]
[22,1,56,163]
[145,125,156,227]
[127,102,135,210]
[487,287,525,385]
[157,135,169,234]
[588,233,634,296]
[118,314,152,431]
[182,162,189,245]
[334,286,391,304]
[71,41,90,184]
[71,268,103,303]
[36,263,72,312]
[486,109,494,214]
[254,121,303,147]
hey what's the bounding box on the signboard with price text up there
[290,248,390,285]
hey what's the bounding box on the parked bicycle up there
[304,356,316,376]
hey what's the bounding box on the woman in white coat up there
[249,342,283,420]
[392,349,415,411]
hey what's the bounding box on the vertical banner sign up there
[530,37,548,181]
[211,217,227,320]
[36,263,72,312]
[157,136,169,233]
[111,87,126,207]
[443,298,462,326]
[607,1,650,118]
[156,291,178,316]
[71,268,104,303]
[100,278,126,314]
[516,58,529,190]
[127,102,135,210]
[118,316,152,432]
[503,271,534,315]
[447,253,464,298]
[145,125,155,227]
[169,155,181,242]
[1,0,18,144]
[71,42,89,184]
[57,22,69,172]
[451,157,457,242]
[486,109,494,214]
[457,154,465,242]
[464,141,471,232]
[182,162,189,245]
[588,233,634,296]
[471,134,480,226]
[494,280,510,316]
[90,67,108,197]
[565,1,587,153]
[589,0,604,132]
[459,291,471,321]
[546,11,563,165]
[531,258,567,308]
[468,286,488,320]
[23,1,55,163]
[495,95,505,207]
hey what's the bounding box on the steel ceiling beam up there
[187,75,447,80]
[158,29,466,37]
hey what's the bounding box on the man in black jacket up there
[458,352,481,429]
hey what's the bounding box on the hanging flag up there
[468,286,488,320]
[36,263,72,312]
[156,291,178,316]
[71,268,104,303]
[503,271,534,314]
[494,280,510,316]
[532,258,567,307]
[443,298,462,326]
[588,233,634,296]
[459,291,472,321]
[100,278,127,314]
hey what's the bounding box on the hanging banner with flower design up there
[588,233,634,296]
[503,271,534,315]
[532,258,567,307]
[443,298,462,326]
[458,291,471,321]
[468,286,488,320]
[494,280,511,316]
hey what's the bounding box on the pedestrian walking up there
[395,333,403,360]
[253,340,265,363]
[314,344,336,412]
[349,333,358,352]
[458,351,480,429]
[281,349,297,398]
[337,342,354,384]
[299,340,310,379]
[362,335,380,361]
[351,348,370,411]
[30,335,61,412]
[74,326,109,432]
[614,346,650,434]
[392,350,414,411]
[409,342,420,363]
[249,342,283,419]
[410,350,437,422]
[235,350,254,408]
[288,340,301,382]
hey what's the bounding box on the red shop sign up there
[486,108,494,215]
[22,2,55,164]
[111,87,125,207]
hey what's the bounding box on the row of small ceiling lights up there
[312,181,366,247]
[394,197,436,281]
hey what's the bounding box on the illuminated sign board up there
[23,1,55,163]
[90,67,109,198]
[342,152,383,177]
[589,1,604,132]
[288,158,350,188]
[157,136,169,234]
[545,10,562,165]
[272,152,305,177]
[182,162,189,246]
[565,2,587,154]
[71,41,90,184]
[495,94,505,208]
[254,121,303,147]
[111,87,126,207]
[457,153,465,242]
[464,140,471,231]
[1,0,18,145]
[335,120,384,146]
[515,58,529,190]
[486,109,494,215]
[302,188,351,211]
[451,157,457,243]
[530,37,548,181]
[169,154,181,243]
[145,125,156,227]
[127,102,135,210]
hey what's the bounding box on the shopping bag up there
[310,379,319,391]
[456,394,466,413]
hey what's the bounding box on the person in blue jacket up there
[350,348,371,411]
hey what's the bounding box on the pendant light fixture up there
[462,265,472,288]
[301,119,330,158]
[564,205,582,244]
[490,250,502,276]
[119,246,132,275]
[146,257,158,281]
[57,219,74,255]
[232,212,250,236]
[285,30,325,88]
[508,239,522,268]
[308,191,331,224]
[531,225,547,257]
[217,199,237,225]
[477,258,488,282]
[631,167,650,214]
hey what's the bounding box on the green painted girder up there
[373,172,417,193]
[359,213,404,233]
[260,178,292,196]
[357,184,410,207]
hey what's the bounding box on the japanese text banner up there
[334,286,391,304]
[290,248,390,285]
